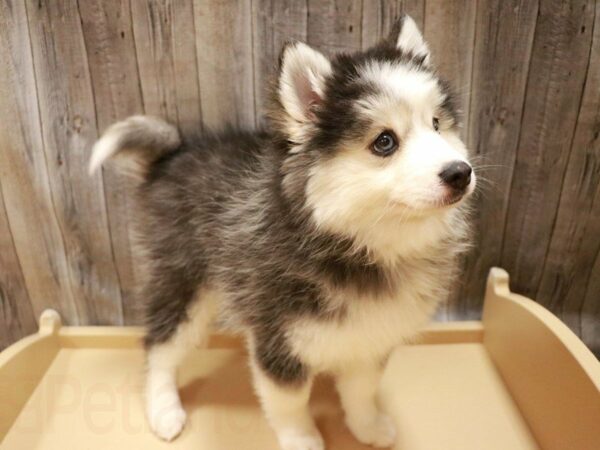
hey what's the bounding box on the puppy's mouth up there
[441,193,464,206]
[390,195,464,215]
[438,180,476,208]
[428,191,469,209]
[390,188,472,214]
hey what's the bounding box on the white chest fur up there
[286,267,444,371]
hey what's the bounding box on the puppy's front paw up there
[149,404,187,441]
[278,429,325,450]
[347,413,396,448]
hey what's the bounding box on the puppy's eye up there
[371,131,398,157]
[433,117,440,132]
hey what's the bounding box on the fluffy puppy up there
[90,15,475,450]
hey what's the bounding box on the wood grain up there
[307,0,363,54]
[501,0,596,302]
[251,0,307,124]
[451,0,539,320]
[424,0,476,141]
[539,2,599,336]
[194,0,255,128]
[583,250,600,357]
[403,0,424,30]
[0,0,599,355]
[0,182,36,350]
[580,4,600,357]
[362,1,402,49]
[0,0,80,324]
[131,0,202,133]
[78,0,145,323]
[359,0,424,49]
[26,0,124,325]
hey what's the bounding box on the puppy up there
[90,15,475,450]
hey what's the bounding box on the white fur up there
[287,262,444,371]
[306,60,475,264]
[146,341,188,441]
[396,16,431,64]
[358,63,439,115]
[336,364,396,447]
[145,289,218,441]
[307,151,467,264]
[89,115,180,178]
[89,132,120,175]
[250,357,324,450]
[279,42,332,145]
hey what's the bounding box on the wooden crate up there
[1,268,599,450]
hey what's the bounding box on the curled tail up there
[89,115,181,180]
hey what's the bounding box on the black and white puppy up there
[90,16,475,450]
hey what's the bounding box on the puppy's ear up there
[389,15,430,65]
[278,42,331,124]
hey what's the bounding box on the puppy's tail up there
[89,115,181,180]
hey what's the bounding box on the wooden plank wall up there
[0,0,599,354]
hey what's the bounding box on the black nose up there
[439,161,472,191]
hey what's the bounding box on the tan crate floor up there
[1,342,536,450]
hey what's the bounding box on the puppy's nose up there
[439,161,472,191]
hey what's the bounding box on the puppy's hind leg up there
[145,286,218,441]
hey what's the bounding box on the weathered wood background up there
[1,0,599,354]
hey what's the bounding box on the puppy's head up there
[273,16,475,257]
